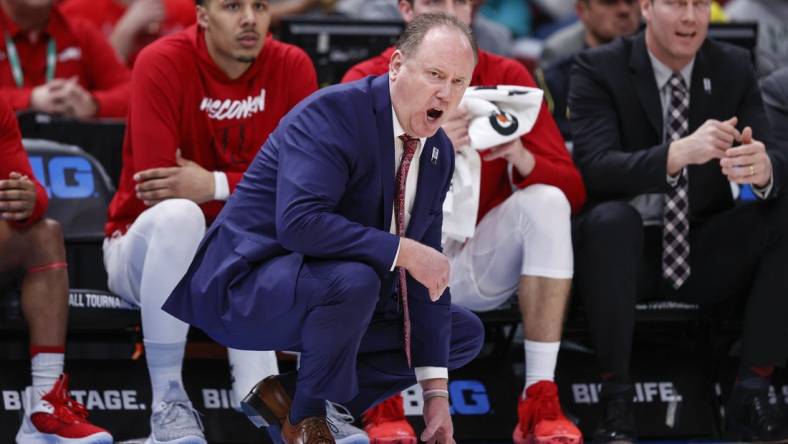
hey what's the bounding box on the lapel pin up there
[703,78,711,95]
[431,146,439,165]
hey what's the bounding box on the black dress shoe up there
[726,385,788,443]
[593,383,637,444]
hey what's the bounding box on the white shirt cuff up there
[414,366,448,382]
[666,168,686,187]
[752,178,774,200]
[390,238,401,272]
[213,171,229,201]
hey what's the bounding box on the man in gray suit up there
[541,0,641,66]
[762,66,788,141]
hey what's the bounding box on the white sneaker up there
[144,382,206,444]
[326,401,369,444]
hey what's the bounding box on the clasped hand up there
[669,117,772,188]
[134,150,215,205]
[0,172,36,220]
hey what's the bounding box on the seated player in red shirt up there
[0,97,113,444]
[342,1,587,444]
[102,0,323,442]
[61,0,196,66]
[0,0,130,118]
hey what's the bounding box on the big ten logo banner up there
[28,155,95,199]
[2,388,146,412]
[402,380,491,417]
[400,363,522,441]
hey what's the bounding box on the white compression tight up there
[103,199,278,405]
[448,184,574,312]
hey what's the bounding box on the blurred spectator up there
[541,0,640,66]
[102,0,317,441]
[532,0,576,20]
[0,96,113,443]
[725,0,788,77]
[344,2,586,444]
[570,0,788,441]
[335,0,401,19]
[339,0,516,56]
[60,0,196,66]
[539,0,640,139]
[710,0,726,21]
[472,0,513,56]
[0,0,130,118]
[762,66,788,143]
[269,0,328,24]
[478,0,531,37]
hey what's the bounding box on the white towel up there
[443,85,544,243]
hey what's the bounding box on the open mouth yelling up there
[427,108,443,122]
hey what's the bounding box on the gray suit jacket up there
[762,66,788,143]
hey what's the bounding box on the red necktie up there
[396,133,419,368]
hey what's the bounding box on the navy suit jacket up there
[163,74,457,368]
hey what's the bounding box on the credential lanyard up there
[4,32,55,87]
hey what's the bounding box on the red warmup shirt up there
[0,4,130,117]
[105,25,318,236]
[61,0,196,67]
[343,48,586,222]
[0,97,48,229]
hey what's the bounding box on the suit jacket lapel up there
[685,43,732,215]
[372,74,395,231]
[630,34,663,139]
[406,138,441,238]
[688,43,711,133]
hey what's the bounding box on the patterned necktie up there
[662,73,691,289]
[395,134,419,367]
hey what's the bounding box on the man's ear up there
[196,5,209,29]
[639,0,652,23]
[389,50,403,80]
[398,0,415,22]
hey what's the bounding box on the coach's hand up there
[667,117,739,175]
[134,150,215,205]
[396,238,450,301]
[0,172,37,220]
[30,79,71,115]
[720,126,772,188]
[422,397,454,444]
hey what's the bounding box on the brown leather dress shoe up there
[283,415,335,444]
[240,375,292,428]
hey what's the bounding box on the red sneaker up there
[513,381,583,444]
[362,393,417,444]
[16,374,113,444]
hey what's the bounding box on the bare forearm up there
[108,19,139,63]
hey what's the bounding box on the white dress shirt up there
[389,107,448,383]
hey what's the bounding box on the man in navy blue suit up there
[163,13,484,444]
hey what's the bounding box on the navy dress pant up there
[259,257,484,416]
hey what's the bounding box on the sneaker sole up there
[16,431,113,444]
[517,433,582,444]
[336,432,371,444]
[369,437,417,444]
[144,435,207,444]
[534,435,583,444]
